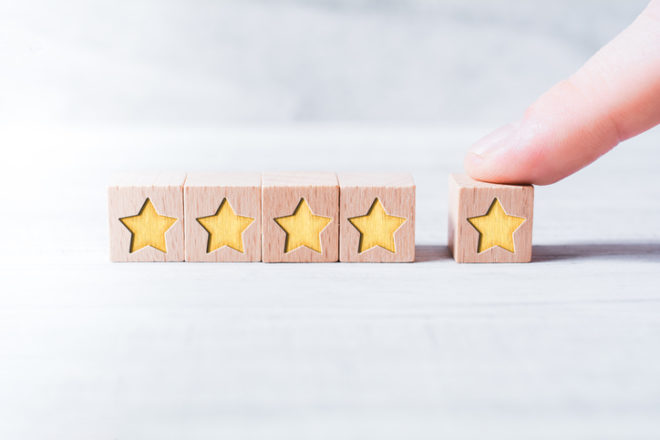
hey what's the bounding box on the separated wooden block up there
[338,173,415,262]
[108,173,186,262]
[448,173,533,263]
[184,172,261,262]
[262,172,339,263]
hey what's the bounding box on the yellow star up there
[119,198,178,253]
[348,198,406,254]
[467,198,526,253]
[274,198,332,253]
[196,199,255,253]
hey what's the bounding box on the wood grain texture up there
[338,173,415,262]
[448,173,533,263]
[262,172,339,262]
[108,173,186,262]
[184,172,261,262]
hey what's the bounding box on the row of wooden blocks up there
[108,172,534,263]
[109,172,416,262]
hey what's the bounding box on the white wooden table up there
[1,125,659,439]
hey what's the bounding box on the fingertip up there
[463,118,578,186]
[464,151,521,185]
[463,151,489,180]
[463,122,532,184]
[463,122,524,183]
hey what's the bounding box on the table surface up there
[1,124,659,439]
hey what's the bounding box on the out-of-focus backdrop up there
[2,2,660,440]
[0,0,649,125]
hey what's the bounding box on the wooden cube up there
[108,173,186,262]
[338,173,415,262]
[262,172,339,263]
[448,173,534,263]
[184,172,261,262]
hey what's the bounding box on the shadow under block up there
[338,173,415,262]
[448,173,534,263]
[108,173,186,262]
[262,172,339,263]
[184,173,261,262]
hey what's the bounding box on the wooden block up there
[108,173,186,262]
[184,173,261,262]
[338,173,415,262]
[448,173,534,263]
[262,172,339,263]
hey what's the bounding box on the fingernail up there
[469,121,521,156]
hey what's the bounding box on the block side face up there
[262,172,338,188]
[340,185,415,262]
[337,173,414,188]
[262,184,339,262]
[184,185,261,262]
[454,184,533,263]
[447,176,460,261]
[185,172,261,188]
[108,184,184,262]
[516,186,534,262]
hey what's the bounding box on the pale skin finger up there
[464,0,660,185]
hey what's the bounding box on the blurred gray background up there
[2,2,659,440]
[0,0,649,126]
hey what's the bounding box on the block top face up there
[337,173,415,188]
[262,172,338,187]
[449,173,532,191]
[185,172,261,187]
[109,172,187,188]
